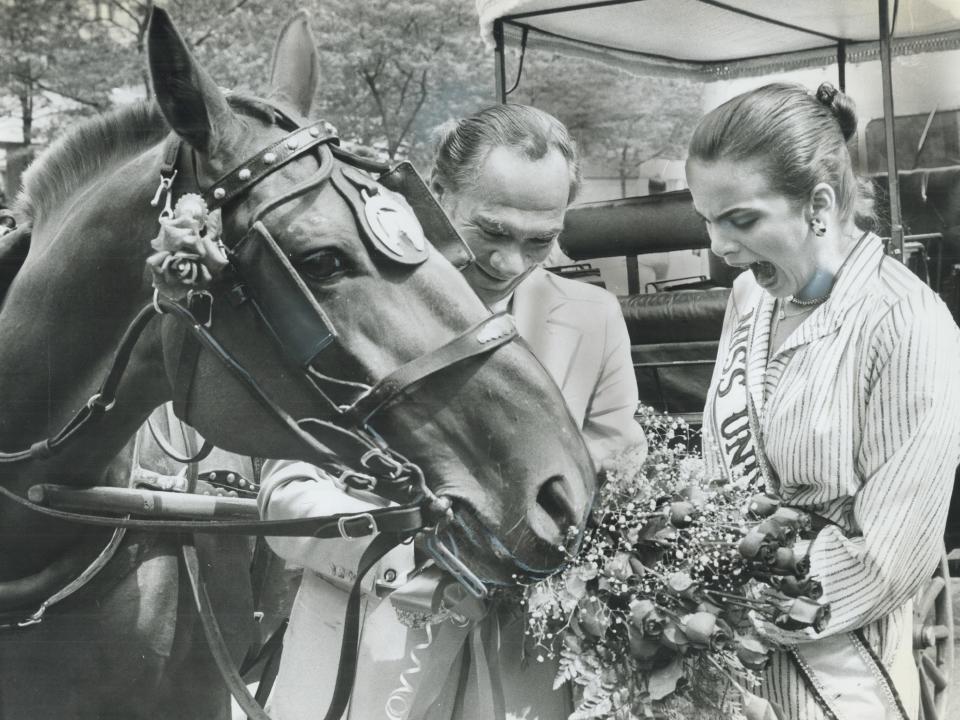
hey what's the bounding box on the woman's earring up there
[810,218,827,237]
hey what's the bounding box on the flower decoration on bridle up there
[147,193,228,299]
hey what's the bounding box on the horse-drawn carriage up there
[478,1,960,717]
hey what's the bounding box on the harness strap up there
[253,619,288,711]
[202,120,337,212]
[154,295,376,467]
[0,528,121,614]
[146,415,213,465]
[0,527,126,629]
[168,306,206,427]
[182,530,412,720]
[343,313,518,425]
[182,537,273,720]
[0,303,159,465]
[324,531,414,720]
[160,133,180,177]
[7,482,430,537]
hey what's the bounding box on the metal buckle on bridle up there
[424,530,488,600]
[16,604,46,628]
[150,170,178,220]
[187,290,214,328]
[360,448,405,478]
[336,512,378,539]
[86,392,116,413]
[338,469,377,492]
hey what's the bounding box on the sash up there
[709,290,913,720]
[709,303,765,490]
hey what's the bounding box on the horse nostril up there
[533,475,578,543]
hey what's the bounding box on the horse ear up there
[268,10,319,117]
[147,7,238,156]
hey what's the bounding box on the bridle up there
[0,100,539,720]
[161,106,509,509]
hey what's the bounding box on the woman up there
[259,103,644,720]
[688,82,960,719]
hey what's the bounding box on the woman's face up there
[686,157,817,298]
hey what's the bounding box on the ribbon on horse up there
[348,569,507,720]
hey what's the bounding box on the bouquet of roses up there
[523,407,829,720]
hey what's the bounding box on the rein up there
[0,101,518,720]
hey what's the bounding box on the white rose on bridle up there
[147,194,227,299]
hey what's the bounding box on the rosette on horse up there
[0,9,596,719]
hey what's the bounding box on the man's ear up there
[429,171,445,202]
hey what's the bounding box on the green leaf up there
[647,655,684,700]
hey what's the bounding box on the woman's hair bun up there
[815,82,858,142]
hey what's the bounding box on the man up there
[430,103,641,465]
[260,104,643,720]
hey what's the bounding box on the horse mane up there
[15,94,277,224]
[16,101,170,224]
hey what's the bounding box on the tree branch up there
[30,80,107,110]
[192,0,254,47]
[106,0,145,38]
[361,68,391,145]
[393,69,429,159]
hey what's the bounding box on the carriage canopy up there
[477,0,960,80]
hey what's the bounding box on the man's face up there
[437,146,570,306]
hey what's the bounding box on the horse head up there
[146,9,596,585]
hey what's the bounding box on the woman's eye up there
[299,250,347,282]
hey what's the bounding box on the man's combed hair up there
[431,104,581,202]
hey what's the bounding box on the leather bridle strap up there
[182,538,273,720]
[324,531,414,720]
[1,482,429,538]
[182,529,413,720]
[342,313,518,425]
[146,415,213,465]
[154,294,380,466]
[201,120,337,212]
[0,303,158,464]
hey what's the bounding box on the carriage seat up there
[618,288,729,422]
[619,288,728,344]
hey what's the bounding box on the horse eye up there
[299,250,347,282]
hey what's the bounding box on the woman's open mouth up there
[750,261,777,286]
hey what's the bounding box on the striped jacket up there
[702,234,960,719]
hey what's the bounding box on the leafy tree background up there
[0,0,701,199]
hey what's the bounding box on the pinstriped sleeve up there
[801,294,960,639]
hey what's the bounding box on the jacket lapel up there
[513,269,583,396]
